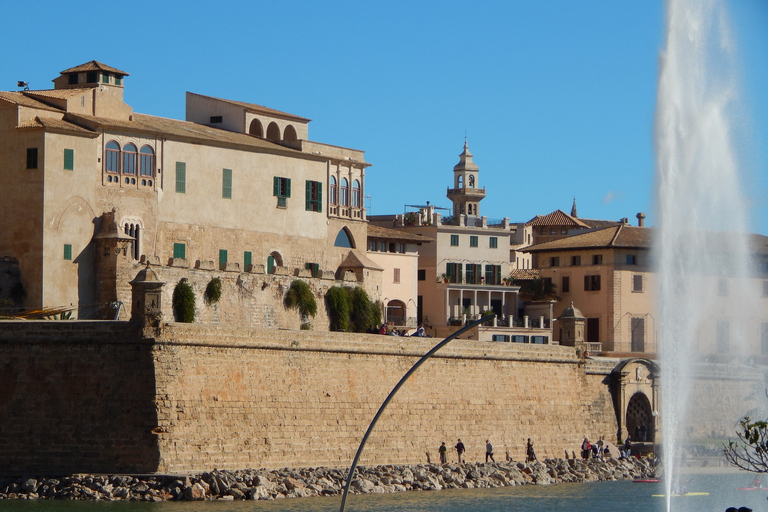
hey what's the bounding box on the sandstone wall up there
[151,324,618,473]
[0,322,159,475]
[0,321,619,476]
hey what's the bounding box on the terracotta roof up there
[18,116,96,134]
[509,269,540,280]
[526,209,590,228]
[339,250,383,271]
[60,61,129,76]
[188,92,311,123]
[0,91,62,111]
[25,88,95,100]
[63,112,305,154]
[524,225,652,253]
[367,224,433,243]
[579,218,624,229]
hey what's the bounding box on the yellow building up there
[0,61,372,321]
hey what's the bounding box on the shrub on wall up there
[204,277,222,305]
[284,280,317,321]
[325,286,350,331]
[172,279,196,323]
[326,286,380,333]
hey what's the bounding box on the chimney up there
[636,212,646,227]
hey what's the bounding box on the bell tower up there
[447,140,485,217]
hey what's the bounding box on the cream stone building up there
[0,61,374,323]
[370,142,553,342]
[526,223,768,357]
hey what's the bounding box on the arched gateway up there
[611,358,660,445]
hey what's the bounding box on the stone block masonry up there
[0,320,618,476]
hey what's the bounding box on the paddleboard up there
[736,487,768,491]
[652,492,709,497]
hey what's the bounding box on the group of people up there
[436,438,536,464]
[378,324,427,337]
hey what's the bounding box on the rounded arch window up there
[457,175,463,188]
[267,251,283,274]
[105,141,120,173]
[385,300,406,325]
[284,125,297,141]
[329,176,338,205]
[340,178,349,206]
[249,119,264,137]
[123,143,137,175]
[139,146,155,177]
[266,122,281,141]
[468,175,475,187]
[352,180,361,208]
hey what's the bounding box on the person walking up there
[455,439,465,463]
[526,438,537,462]
[439,441,447,464]
[485,440,495,463]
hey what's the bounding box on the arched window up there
[124,222,140,260]
[249,119,264,137]
[267,251,283,274]
[352,180,361,208]
[457,175,463,188]
[266,122,280,141]
[139,146,154,177]
[469,175,475,187]
[334,227,355,248]
[340,178,349,206]
[284,125,297,141]
[105,141,120,173]
[123,143,137,175]
[329,176,338,205]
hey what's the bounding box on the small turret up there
[446,140,485,218]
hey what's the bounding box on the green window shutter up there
[173,243,186,259]
[176,162,186,193]
[496,265,501,285]
[286,178,291,198]
[244,251,252,270]
[219,249,228,269]
[63,244,72,260]
[64,149,74,170]
[267,255,275,274]
[273,176,279,196]
[305,180,311,211]
[222,169,232,198]
[317,182,322,213]
[222,169,232,199]
[457,263,463,283]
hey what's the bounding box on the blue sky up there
[3,0,767,233]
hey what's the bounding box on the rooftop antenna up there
[17,81,29,91]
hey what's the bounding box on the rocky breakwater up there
[0,457,658,501]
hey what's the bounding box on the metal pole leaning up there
[338,314,495,512]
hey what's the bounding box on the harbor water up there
[0,472,763,512]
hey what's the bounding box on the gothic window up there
[329,176,338,205]
[352,180,361,208]
[139,146,155,177]
[340,178,349,206]
[105,141,120,173]
[123,143,137,175]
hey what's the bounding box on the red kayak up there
[634,479,660,483]
[736,487,768,491]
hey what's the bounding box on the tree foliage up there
[325,286,381,333]
[725,416,768,473]
[172,279,196,323]
[284,280,317,320]
[517,277,561,302]
[204,277,222,305]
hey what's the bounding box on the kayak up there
[634,479,660,483]
[736,487,768,491]
[652,492,709,497]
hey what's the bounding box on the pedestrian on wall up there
[581,438,590,460]
[439,441,447,464]
[455,439,465,463]
[485,440,495,463]
[526,438,536,462]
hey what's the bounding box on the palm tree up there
[517,277,561,302]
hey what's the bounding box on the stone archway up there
[626,392,654,442]
[611,358,660,444]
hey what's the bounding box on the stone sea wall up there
[0,321,619,475]
[0,457,659,501]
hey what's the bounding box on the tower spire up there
[571,197,578,218]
